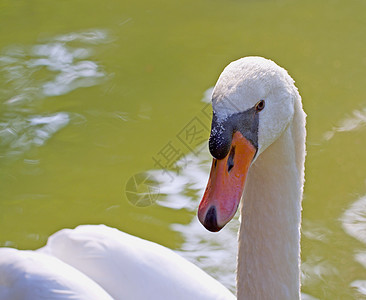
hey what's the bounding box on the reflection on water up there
[301,255,338,287]
[342,195,366,244]
[151,146,210,211]
[1,29,107,103]
[0,112,70,159]
[323,106,366,141]
[351,280,366,298]
[301,219,337,295]
[342,195,366,297]
[0,29,109,161]
[30,44,104,97]
[302,219,332,243]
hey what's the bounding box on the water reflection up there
[302,219,332,243]
[0,112,69,159]
[351,280,366,296]
[342,195,366,244]
[323,107,366,141]
[1,29,107,104]
[342,195,366,296]
[0,29,109,161]
[150,147,211,211]
[301,255,338,286]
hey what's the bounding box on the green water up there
[1,0,366,298]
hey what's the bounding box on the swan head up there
[198,56,298,232]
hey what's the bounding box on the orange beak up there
[198,131,256,232]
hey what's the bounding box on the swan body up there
[38,224,235,300]
[0,56,306,300]
[0,247,112,299]
[0,225,234,300]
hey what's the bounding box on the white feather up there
[38,224,235,300]
[0,248,112,300]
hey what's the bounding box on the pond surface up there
[1,0,366,299]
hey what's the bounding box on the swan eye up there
[255,100,265,112]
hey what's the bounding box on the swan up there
[0,247,113,299]
[0,56,306,300]
[198,56,306,299]
[0,225,234,300]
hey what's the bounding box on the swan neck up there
[237,104,305,300]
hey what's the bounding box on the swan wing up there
[39,224,235,300]
[0,248,112,300]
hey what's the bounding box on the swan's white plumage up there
[0,225,234,300]
[0,248,112,300]
[207,56,305,299]
[212,56,299,157]
[37,225,235,300]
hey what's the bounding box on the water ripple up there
[0,112,70,160]
[323,107,366,141]
[1,29,107,105]
[0,29,109,161]
[341,194,366,296]
[149,143,211,211]
[342,195,366,244]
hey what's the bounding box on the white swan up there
[0,56,306,300]
[198,56,306,299]
[0,225,234,300]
